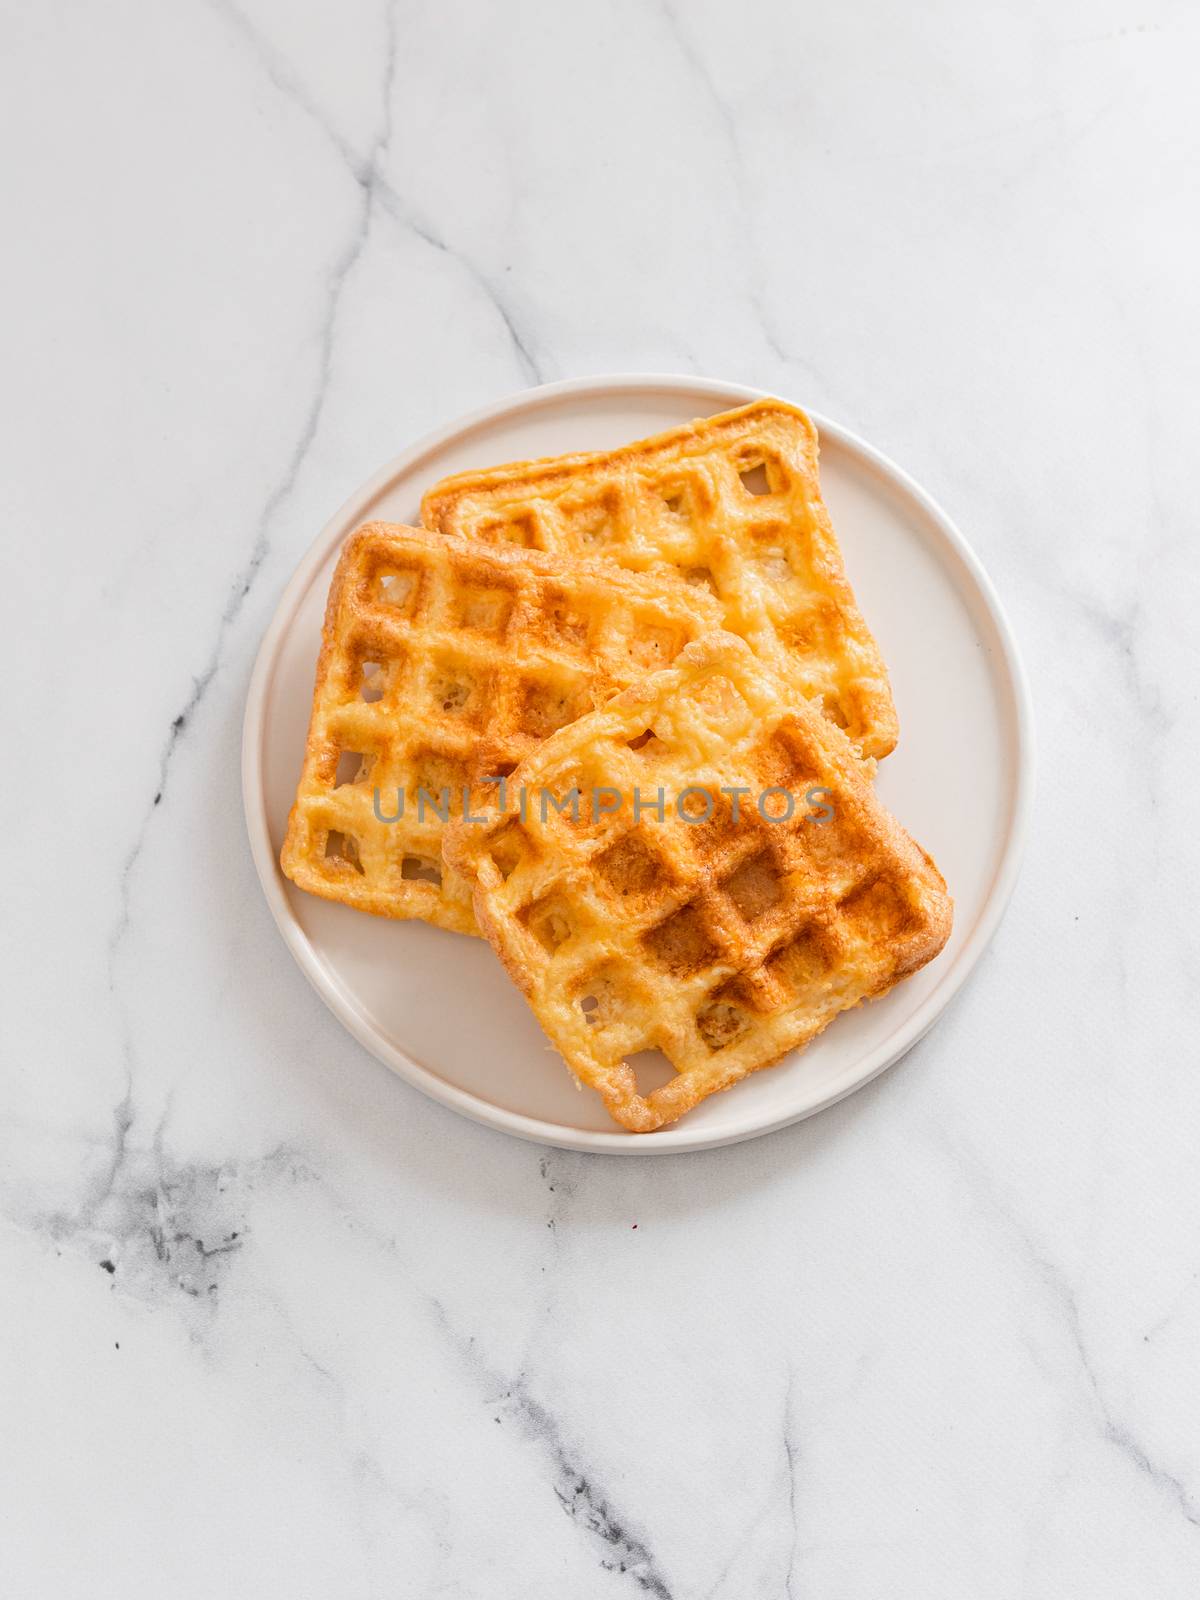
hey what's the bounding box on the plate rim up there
[242,373,1036,1154]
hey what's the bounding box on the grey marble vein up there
[652,0,826,391]
[5,5,1200,1595]
[943,1125,1200,1531]
[208,0,541,383]
[98,4,401,1235]
[780,1369,800,1600]
[432,1297,675,1597]
[40,1127,309,1316]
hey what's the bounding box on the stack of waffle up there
[282,401,952,1131]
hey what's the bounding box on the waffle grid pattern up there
[280,523,723,933]
[446,636,950,1130]
[422,400,899,759]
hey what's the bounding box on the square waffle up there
[444,634,951,1131]
[279,522,723,933]
[422,400,899,759]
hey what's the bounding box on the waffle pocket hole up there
[489,824,527,881]
[543,596,590,649]
[626,728,658,752]
[626,1049,677,1095]
[576,971,624,1028]
[658,481,695,524]
[522,681,584,737]
[596,832,662,896]
[725,850,784,922]
[767,924,835,994]
[524,898,574,952]
[401,856,442,886]
[755,547,793,585]
[643,903,720,976]
[628,624,682,669]
[377,569,420,611]
[739,462,772,496]
[571,498,619,547]
[456,585,513,634]
[697,999,752,1051]
[324,831,364,874]
[334,750,375,787]
[478,514,538,548]
[839,876,912,940]
[434,672,476,716]
[359,660,389,703]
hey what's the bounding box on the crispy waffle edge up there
[279,521,724,934]
[421,399,900,761]
[444,632,951,1131]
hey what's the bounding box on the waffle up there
[444,634,951,1131]
[279,522,723,933]
[422,400,898,760]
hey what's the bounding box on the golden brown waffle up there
[445,634,950,1131]
[422,400,899,759]
[280,523,723,933]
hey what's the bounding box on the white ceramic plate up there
[243,376,1033,1153]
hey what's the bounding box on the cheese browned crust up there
[445,634,950,1131]
[423,400,898,760]
[280,522,722,933]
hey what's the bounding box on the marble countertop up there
[4,2,1199,1595]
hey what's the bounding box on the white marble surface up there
[3,1,1199,1594]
